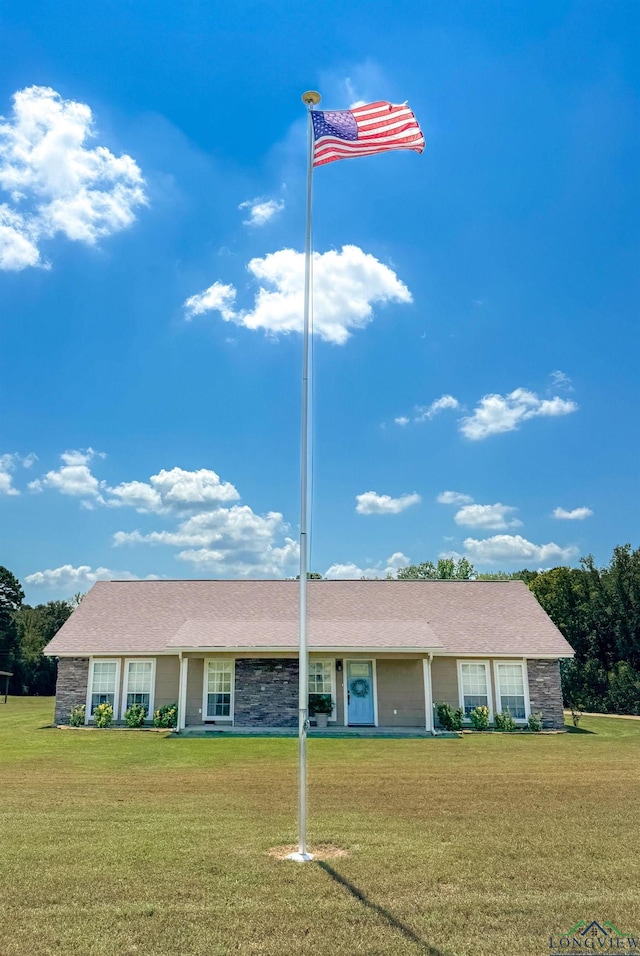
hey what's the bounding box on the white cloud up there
[0,85,146,270]
[355,491,420,515]
[325,551,410,580]
[108,467,240,514]
[459,388,578,440]
[0,204,41,269]
[184,282,236,321]
[462,535,578,565]
[183,244,412,345]
[177,537,299,577]
[0,454,20,495]
[29,448,105,501]
[454,502,521,531]
[394,416,410,426]
[29,452,299,579]
[238,197,284,227]
[114,505,299,577]
[550,370,573,391]
[553,506,593,520]
[415,394,460,422]
[24,564,160,590]
[437,491,474,505]
[344,77,367,109]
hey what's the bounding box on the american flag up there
[311,101,425,167]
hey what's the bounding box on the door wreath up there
[350,677,369,698]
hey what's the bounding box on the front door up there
[347,660,375,725]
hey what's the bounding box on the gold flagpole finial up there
[302,91,321,107]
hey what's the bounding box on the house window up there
[309,661,332,695]
[89,660,119,716]
[206,660,233,719]
[459,662,490,716]
[494,663,527,720]
[123,660,154,718]
[308,660,335,716]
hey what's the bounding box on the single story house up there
[44,579,574,731]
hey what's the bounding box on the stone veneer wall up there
[234,659,299,727]
[527,659,565,729]
[54,657,90,724]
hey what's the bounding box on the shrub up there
[93,701,114,728]
[69,703,85,727]
[469,705,490,731]
[494,711,517,732]
[528,711,543,732]
[153,702,178,728]
[309,693,333,716]
[124,702,147,727]
[435,702,464,732]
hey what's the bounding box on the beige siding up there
[186,657,204,725]
[154,656,179,709]
[431,657,459,708]
[376,659,425,727]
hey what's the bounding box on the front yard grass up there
[1,697,639,956]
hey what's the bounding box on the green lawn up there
[1,698,639,956]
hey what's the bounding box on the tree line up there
[2,544,639,712]
[0,567,77,695]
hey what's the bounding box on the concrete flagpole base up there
[286,851,315,862]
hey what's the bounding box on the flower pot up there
[315,713,329,729]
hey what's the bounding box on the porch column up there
[177,654,189,730]
[423,654,434,733]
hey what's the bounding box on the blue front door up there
[347,661,375,725]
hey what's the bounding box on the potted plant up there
[309,693,333,729]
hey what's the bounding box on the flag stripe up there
[312,100,424,167]
[314,129,424,156]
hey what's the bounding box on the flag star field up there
[0,0,638,600]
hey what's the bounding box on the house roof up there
[43,579,574,658]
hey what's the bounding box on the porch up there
[172,724,457,738]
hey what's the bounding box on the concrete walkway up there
[173,725,458,739]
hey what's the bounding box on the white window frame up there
[202,659,235,723]
[121,658,156,721]
[86,658,121,724]
[343,658,378,728]
[457,660,494,722]
[308,658,337,721]
[493,660,531,723]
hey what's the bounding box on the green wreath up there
[350,678,369,698]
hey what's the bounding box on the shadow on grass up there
[564,725,595,734]
[317,861,449,955]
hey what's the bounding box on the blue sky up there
[1,0,638,602]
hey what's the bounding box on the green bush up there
[435,702,464,732]
[93,702,114,728]
[124,702,147,727]
[309,693,333,716]
[469,705,490,731]
[494,711,517,732]
[528,711,543,732]
[68,703,85,727]
[153,702,178,728]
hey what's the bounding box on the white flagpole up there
[288,89,321,864]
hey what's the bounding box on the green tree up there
[396,558,475,580]
[0,566,24,681]
[528,545,640,714]
[14,600,74,695]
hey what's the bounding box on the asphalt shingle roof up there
[44,579,574,658]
